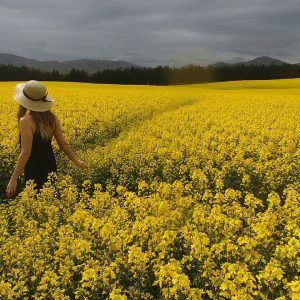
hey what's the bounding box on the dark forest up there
[1,63,300,85]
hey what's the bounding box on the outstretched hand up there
[76,159,89,170]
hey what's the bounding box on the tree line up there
[1,63,300,85]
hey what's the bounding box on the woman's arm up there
[53,115,88,170]
[6,117,33,198]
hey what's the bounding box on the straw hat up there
[13,80,54,112]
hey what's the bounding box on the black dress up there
[20,129,57,189]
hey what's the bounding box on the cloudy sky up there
[0,0,299,66]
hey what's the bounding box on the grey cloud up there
[0,0,299,65]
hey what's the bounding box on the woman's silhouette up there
[6,80,88,198]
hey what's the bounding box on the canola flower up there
[0,80,300,299]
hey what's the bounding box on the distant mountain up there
[0,53,296,73]
[211,56,290,67]
[240,56,288,66]
[0,53,138,74]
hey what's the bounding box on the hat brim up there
[13,83,55,112]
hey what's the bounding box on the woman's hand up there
[76,159,89,170]
[6,179,17,198]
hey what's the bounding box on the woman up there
[6,80,88,198]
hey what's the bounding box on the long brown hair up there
[17,105,56,140]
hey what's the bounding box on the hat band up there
[23,89,50,102]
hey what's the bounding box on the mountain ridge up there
[211,56,290,67]
[0,53,137,74]
[0,53,298,73]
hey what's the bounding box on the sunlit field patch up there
[1,79,300,299]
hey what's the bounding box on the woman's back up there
[19,114,57,189]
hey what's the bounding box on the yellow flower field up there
[1,79,300,299]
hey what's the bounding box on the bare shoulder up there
[20,114,33,125]
[19,114,35,131]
